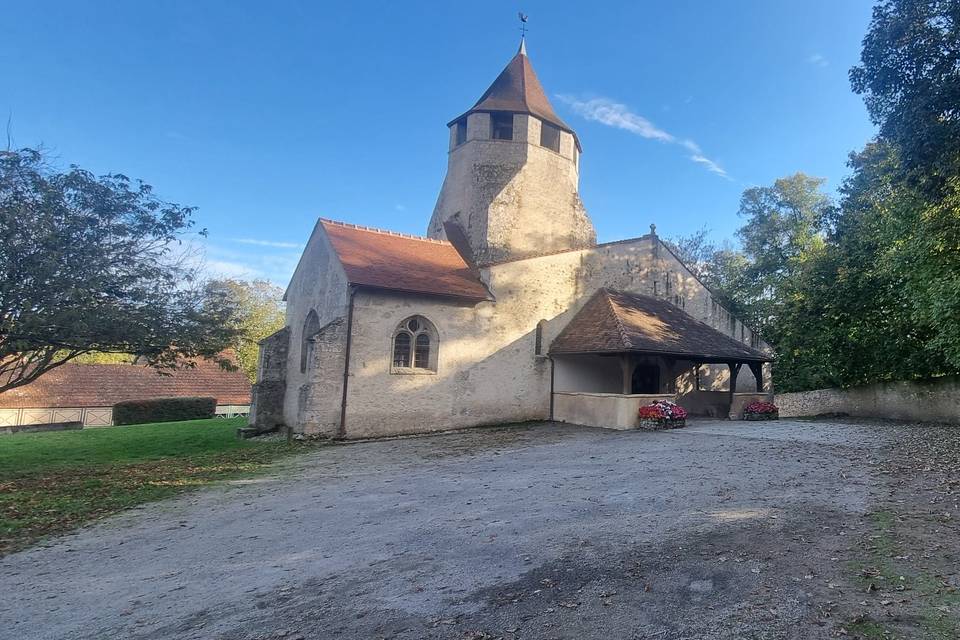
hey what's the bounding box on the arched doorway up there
[631,364,660,394]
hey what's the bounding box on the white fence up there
[0,405,250,428]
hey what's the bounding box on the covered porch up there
[549,289,773,430]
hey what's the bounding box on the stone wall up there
[332,234,767,439]
[248,326,289,431]
[553,392,673,430]
[428,112,595,265]
[280,222,350,432]
[776,377,960,424]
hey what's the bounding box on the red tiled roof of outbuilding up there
[321,219,490,302]
[0,358,251,409]
[550,289,772,362]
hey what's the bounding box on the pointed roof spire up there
[448,45,579,149]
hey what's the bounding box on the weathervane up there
[518,12,529,38]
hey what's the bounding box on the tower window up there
[540,122,561,152]
[454,119,467,146]
[491,113,514,140]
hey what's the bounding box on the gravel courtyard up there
[3,418,959,640]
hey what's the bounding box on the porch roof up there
[549,289,772,363]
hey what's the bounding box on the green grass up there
[0,418,321,555]
[845,509,960,639]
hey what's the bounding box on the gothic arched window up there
[391,316,438,373]
[300,309,320,374]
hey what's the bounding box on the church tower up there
[427,40,596,266]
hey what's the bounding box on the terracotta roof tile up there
[321,219,490,302]
[549,289,771,362]
[0,359,251,409]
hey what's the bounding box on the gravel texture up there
[0,419,913,639]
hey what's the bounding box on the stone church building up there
[250,41,772,438]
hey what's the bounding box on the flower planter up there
[743,411,778,421]
[637,400,687,430]
[639,417,686,430]
[742,401,779,421]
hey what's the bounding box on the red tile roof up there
[549,289,772,362]
[0,359,251,409]
[321,219,490,302]
[450,46,580,149]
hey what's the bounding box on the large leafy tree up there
[772,144,950,390]
[850,0,960,368]
[206,279,285,382]
[0,148,239,393]
[734,173,833,339]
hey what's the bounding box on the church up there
[250,41,773,439]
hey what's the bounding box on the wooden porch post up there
[663,357,677,395]
[620,355,633,394]
[748,362,764,392]
[727,361,742,402]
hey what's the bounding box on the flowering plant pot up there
[637,401,687,430]
[743,401,779,421]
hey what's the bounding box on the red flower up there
[745,401,778,414]
[638,405,666,419]
[639,401,687,420]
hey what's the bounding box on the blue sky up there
[3,1,877,285]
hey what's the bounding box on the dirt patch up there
[814,421,960,639]
[4,419,958,640]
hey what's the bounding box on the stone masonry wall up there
[248,327,289,431]
[776,376,960,423]
[428,112,595,265]
[338,234,768,439]
[279,221,350,433]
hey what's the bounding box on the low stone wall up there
[729,393,770,420]
[553,392,673,430]
[775,376,960,424]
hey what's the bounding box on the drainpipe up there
[548,355,555,421]
[337,286,357,439]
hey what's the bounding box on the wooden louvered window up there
[540,122,560,152]
[491,113,514,140]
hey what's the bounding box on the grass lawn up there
[0,418,319,555]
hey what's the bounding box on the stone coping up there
[553,392,675,399]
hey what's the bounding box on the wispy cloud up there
[558,95,674,142]
[394,204,407,212]
[178,239,302,286]
[806,53,829,68]
[230,238,302,249]
[680,139,730,179]
[556,94,731,180]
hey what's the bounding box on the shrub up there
[113,397,217,425]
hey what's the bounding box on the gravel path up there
[0,419,896,639]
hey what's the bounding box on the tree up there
[850,0,960,368]
[850,0,960,194]
[734,173,833,338]
[206,279,285,382]
[0,148,239,393]
[665,227,752,316]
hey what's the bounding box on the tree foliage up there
[206,279,285,382]
[0,148,240,393]
[681,1,960,392]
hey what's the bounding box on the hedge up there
[113,397,217,426]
